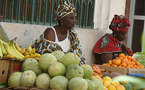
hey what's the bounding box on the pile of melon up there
[8,50,103,90]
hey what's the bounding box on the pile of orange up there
[102,53,144,69]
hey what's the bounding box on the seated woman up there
[93,15,133,64]
[32,0,86,65]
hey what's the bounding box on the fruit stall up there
[0,38,145,90]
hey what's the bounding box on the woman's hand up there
[121,44,130,55]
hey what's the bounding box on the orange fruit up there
[119,57,124,60]
[118,65,122,68]
[132,58,136,62]
[111,64,118,67]
[108,60,112,64]
[112,59,116,64]
[136,62,140,65]
[103,63,110,66]
[127,56,132,60]
[122,62,127,67]
[116,57,121,61]
[119,53,125,58]
[126,66,130,68]
[114,60,121,65]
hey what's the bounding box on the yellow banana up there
[0,42,7,57]
[0,39,8,44]
[35,57,40,60]
[13,40,22,52]
[30,48,35,54]
[27,44,32,53]
[11,41,24,59]
[9,42,23,60]
[5,54,15,59]
[24,54,31,59]
[3,43,15,59]
[34,53,41,57]
[0,44,3,58]
[21,48,26,54]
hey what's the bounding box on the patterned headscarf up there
[56,0,75,19]
[109,15,130,32]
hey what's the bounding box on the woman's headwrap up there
[56,0,75,19]
[109,15,130,32]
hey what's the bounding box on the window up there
[128,0,145,52]
[0,0,95,28]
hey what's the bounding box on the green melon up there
[48,62,66,77]
[51,50,64,60]
[50,76,68,90]
[68,77,88,90]
[58,52,80,67]
[120,81,132,90]
[66,64,84,80]
[35,73,51,89]
[20,70,36,86]
[22,58,42,75]
[81,65,93,80]
[39,53,57,72]
[91,78,103,90]
[85,79,95,90]
[8,72,22,87]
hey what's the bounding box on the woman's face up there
[115,31,127,41]
[60,13,76,29]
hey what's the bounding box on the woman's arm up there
[121,44,131,56]
[101,53,113,63]
[44,28,55,41]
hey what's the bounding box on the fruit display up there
[103,76,125,90]
[7,51,104,90]
[113,75,145,90]
[0,39,24,60]
[20,44,41,60]
[0,39,41,60]
[21,58,42,75]
[103,53,144,69]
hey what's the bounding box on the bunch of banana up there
[20,44,41,60]
[0,39,24,60]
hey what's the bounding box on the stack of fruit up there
[103,76,125,90]
[20,44,41,60]
[103,53,144,69]
[0,39,41,60]
[0,39,24,60]
[7,51,104,90]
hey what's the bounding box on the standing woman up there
[32,0,86,65]
[93,15,133,64]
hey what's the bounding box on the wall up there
[0,22,106,65]
[94,0,126,32]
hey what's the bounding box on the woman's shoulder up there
[43,26,56,41]
[44,26,55,34]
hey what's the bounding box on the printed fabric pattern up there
[93,34,133,56]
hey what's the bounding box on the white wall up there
[94,0,126,32]
[0,22,106,65]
